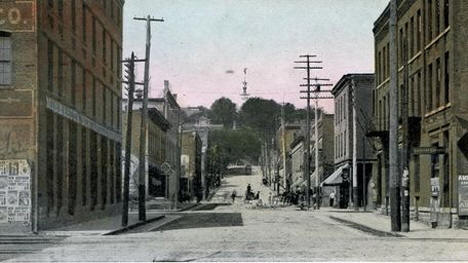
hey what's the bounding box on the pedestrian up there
[231,190,237,203]
[329,191,336,207]
[268,192,273,207]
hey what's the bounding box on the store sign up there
[458,175,468,216]
[0,0,35,32]
[412,146,446,155]
[0,160,31,224]
[46,97,121,142]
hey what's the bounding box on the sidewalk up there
[44,201,199,236]
[321,207,468,240]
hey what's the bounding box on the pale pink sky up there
[123,0,389,113]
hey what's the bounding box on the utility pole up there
[122,52,136,226]
[389,0,401,231]
[281,104,288,192]
[294,55,332,209]
[351,80,359,211]
[121,53,145,226]
[401,37,410,232]
[134,15,164,221]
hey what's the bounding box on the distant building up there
[122,108,170,199]
[373,1,468,228]
[183,113,223,199]
[123,80,182,205]
[0,0,124,233]
[180,130,202,201]
[289,135,305,192]
[328,74,375,208]
[276,123,302,192]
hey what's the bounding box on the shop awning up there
[321,163,349,187]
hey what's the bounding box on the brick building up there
[0,0,124,232]
[328,74,376,208]
[373,0,468,227]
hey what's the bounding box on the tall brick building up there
[373,0,468,227]
[0,0,124,232]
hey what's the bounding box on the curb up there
[178,203,201,212]
[329,215,404,238]
[103,215,166,235]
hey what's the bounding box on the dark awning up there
[321,163,349,187]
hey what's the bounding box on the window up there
[417,10,422,50]
[81,127,87,206]
[71,0,76,33]
[68,121,78,215]
[435,0,440,35]
[58,50,63,97]
[0,35,12,85]
[410,76,415,116]
[378,51,382,83]
[46,110,55,214]
[417,72,422,115]
[436,58,441,107]
[428,0,433,40]
[383,46,386,79]
[101,137,108,209]
[410,17,414,57]
[92,18,97,54]
[102,30,106,63]
[444,0,449,28]
[71,60,76,106]
[82,4,87,43]
[399,28,404,64]
[82,70,87,111]
[47,40,54,91]
[92,77,96,117]
[427,63,433,111]
[379,100,382,129]
[444,52,450,104]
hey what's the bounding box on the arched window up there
[0,31,12,85]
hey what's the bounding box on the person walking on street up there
[329,191,336,207]
[231,190,237,203]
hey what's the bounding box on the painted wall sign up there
[0,159,31,224]
[458,174,468,216]
[0,90,33,117]
[46,96,121,142]
[0,0,35,32]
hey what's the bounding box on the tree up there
[209,97,237,129]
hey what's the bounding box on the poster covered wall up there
[0,160,31,225]
[459,174,468,216]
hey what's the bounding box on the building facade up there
[122,108,170,200]
[180,130,202,201]
[330,74,376,208]
[0,0,124,232]
[276,123,302,192]
[289,135,305,192]
[123,80,182,206]
[373,0,468,227]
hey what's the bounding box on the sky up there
[123,0,389,113]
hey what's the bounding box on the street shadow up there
[152,212,243,231]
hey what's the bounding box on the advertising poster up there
[458,174,468,216]
[0,160,31,225]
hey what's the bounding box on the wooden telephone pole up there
[389,0,401,231]
[134,15,164,221]
[294,55,332,209]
